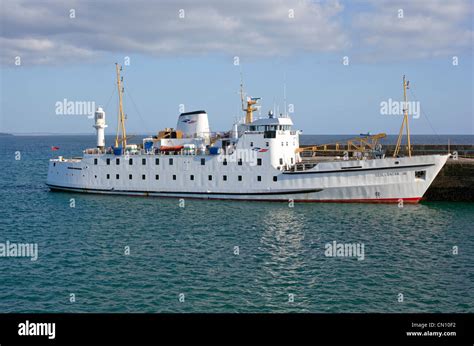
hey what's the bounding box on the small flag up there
[51,146,60,151]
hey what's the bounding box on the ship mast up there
[240,79,260,124]
[393,75,412,157]
[114,63,127,149]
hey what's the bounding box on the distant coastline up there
[6,132,474,136]
[3,133,473,145]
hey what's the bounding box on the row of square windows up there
[103,174,278,182]
[96,157,263,166]
[249,141,291,147]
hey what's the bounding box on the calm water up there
[0,136,473,313]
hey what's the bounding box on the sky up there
[0,0,473,135]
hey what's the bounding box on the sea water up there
[0,136,472,312]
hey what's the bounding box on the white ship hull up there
[47,153,449,203]
[46,71,449,203]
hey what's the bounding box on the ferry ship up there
[46,64,449,203]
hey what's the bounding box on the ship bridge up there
[248,116,294,132]
[233,115,300,170]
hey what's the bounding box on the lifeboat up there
[159,145,184,152]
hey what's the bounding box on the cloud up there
[0,37,96,65]
[350,0,473,61]
[0,0,472,65]
[0,0,349,65]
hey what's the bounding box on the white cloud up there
[0,0,349,65]
[0,0,472,65]
[0,37,96,65]
[351,0,473,61]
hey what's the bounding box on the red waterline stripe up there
[292,197,422,204]
[148,196,422,204]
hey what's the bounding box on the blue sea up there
[0,135,473,313]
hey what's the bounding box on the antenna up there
[273,97,276,118]
[283,72,287,117]
[240,67,245,112]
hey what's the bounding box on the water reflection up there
[259,207,306,266]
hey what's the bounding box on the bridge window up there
[415,170,426,180]
[263,131,276,139]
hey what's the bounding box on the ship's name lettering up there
[375,172,400,177]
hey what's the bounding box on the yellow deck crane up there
[296,133,387,157]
